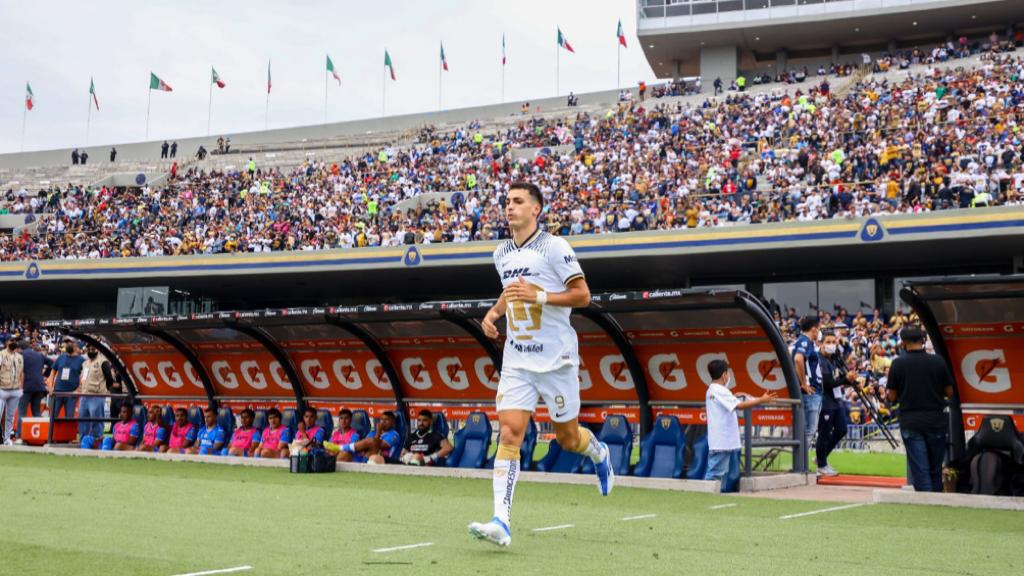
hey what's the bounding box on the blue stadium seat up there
[535,440,585,474]
[683,425,709,480]
[316,409,334,439]
[394,411,408,446]
[581,415,633,476]
[132,405,148,447]
[187,406,204,430]
[161,406,174,429]
[633,415,685,478]
[351,409,372,439]
[432,412,450,438]
[281,408,298,437]
[217,408,235,438]
[446,412,492,469]
[486,418,538,471]
[251,409,268,433]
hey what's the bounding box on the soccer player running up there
[468,182,613,548]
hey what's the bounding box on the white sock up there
[492,457,519,528]
[576,427,604,464]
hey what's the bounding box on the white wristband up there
[535,290,548,305]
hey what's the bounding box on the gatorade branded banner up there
[106,327,786,405]
[939,322,1024,406]
[962,413,1024,431]
[625,327,788,402]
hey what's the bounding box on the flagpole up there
[265,60,270,131]
[556,41,560,97]
[20,104,27,153]
[86,89,93,146]
[145,87,152,140]
[382,66,386,117]
[324,68,328,124]
[207,72,213,136]
[438,48,442,112]
[617,43,621,91]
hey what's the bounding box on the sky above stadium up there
[0,0,658,153]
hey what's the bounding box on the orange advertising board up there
[939,322,1024,406]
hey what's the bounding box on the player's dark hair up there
[418,409,433,420]
[303,406,317,417]
[266,407,281,419]
[204,407,217,415]
[240,408,255,419]
[799,315,820,333]
[175,407,187,416]
[381,410,396,421]
[707,359,730,381]
[509,181,544,209]
[900,324,926,344]
[338,408,352,418]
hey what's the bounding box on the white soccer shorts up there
[496,365,580,423]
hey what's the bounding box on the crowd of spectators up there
[1,39,1023,261]
[775,304,922,427]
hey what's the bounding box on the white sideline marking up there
[779,503,869,520]
[171,566,252,576]
[709,503,737,510]
[531,524,574,532]
[621,514,657,521]
[372,542,433,553]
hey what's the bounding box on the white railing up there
[638,0,976,27]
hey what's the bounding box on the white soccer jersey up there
[493,229,584,373]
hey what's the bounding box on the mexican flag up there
[502,34,507,66]
[617,20,627,48]
[440,42,448,71]
[149,72,172,92]
[326,54,341,84]
[557,27,574,53]
[267,60,272,94]
[25,83,33,111]
[384,49,396,80]
[211,67,225,88]
[89,77,99,109]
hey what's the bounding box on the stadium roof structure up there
[638,0,1024,79]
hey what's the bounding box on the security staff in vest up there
[815,332,858,476]
[885,325,954,492]
[78,346,115,443]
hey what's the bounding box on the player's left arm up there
[431,438,454,464]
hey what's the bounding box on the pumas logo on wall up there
[25,262,40,279]
[404,246,422,266]
[860,218,886,242]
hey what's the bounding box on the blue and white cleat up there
[468,517,512,547]
[595,441,614,496]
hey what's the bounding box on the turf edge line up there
[709,503,738,510]
[531,524,575,532]
[372,542,434,553]
[778,503,870,520]
[170,566,252,576]
[620,514,657,521]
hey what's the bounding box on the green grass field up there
[2,453,1020,576]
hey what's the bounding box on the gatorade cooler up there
[20,417,77,446]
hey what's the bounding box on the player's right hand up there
[482,314,499,339]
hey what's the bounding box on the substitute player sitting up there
[331,410,402,464]
[400,409,452,466]
[468,182,613,548]
[324,408,361,461]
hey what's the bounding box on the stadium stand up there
[1,43,1022,262]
